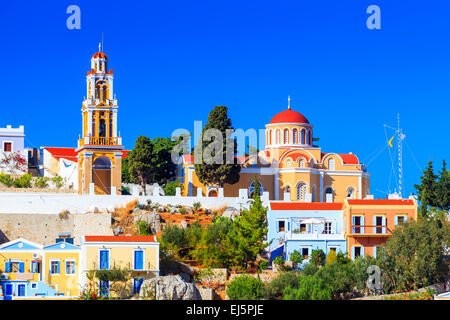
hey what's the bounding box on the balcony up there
[78,136,122,148]
[350,225,392,236]
[3,272,40,281]
[285,231,345,241]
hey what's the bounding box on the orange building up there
[343,198,418,259]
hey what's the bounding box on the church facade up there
[75,49,124,195]
[177,104,370,203]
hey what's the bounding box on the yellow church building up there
[177,101,370,203]
[76,47,124,195]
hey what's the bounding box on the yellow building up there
[177,103,370,203]
[76,47,124,195]
[81,235,160,298]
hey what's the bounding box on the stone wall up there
[0,212,113,246]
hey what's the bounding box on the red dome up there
[92,52,108,59]
[269,109,309,124]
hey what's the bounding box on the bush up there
[160,224,187,257]
[58,210,70,220]
[13,173,32,188]
[226,275,264,300]
[301,263,320,276]
[0,173,14,187]
[326,250,337,265]
[35,176,49,188]
[310,249,326,267]
[282,275,332,300]
[289,250,304,269]
[52,175,64,189]
[264,271,302,300]
[136,220,152,236]
[163,181,183,196]
[193,201,201,212]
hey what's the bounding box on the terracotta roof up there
[84,235,157,242]
[92,52,108,59]
[44,147,129,161]
[270,202,344,211]
[321,153,359,165]
[269,109,309,124]
[347,199,415,206]
[284,152,311,162]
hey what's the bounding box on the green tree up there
[226,275,264,300]
[282,275,332,300]
[381,217,450,292]
[121,157,134,183]
[414,161,438,217]
[227,177,268,269]
[150,137,180,185]
[194,105,240,187]
[163,180,183,196]
[310,249,326,267]
[289,250,304,270]
[263,271,302,300]
[435,160,450,211]
[128,136,156,189]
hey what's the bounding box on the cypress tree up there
[414,161,438,217]
[435,160,450,211]
[194,106,241,187]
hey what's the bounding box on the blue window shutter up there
[351,247,355,261]
[382,217,386,234]
[361,246,365,257]
[373,216,376,234]
[352,216,355,233]
[5,262,10,273]
[394,216,398,226]
[57,261,60,274]
[404,216,408,222]
[19,262,24,273]
[360,216,365,234]
[287,221,290,231]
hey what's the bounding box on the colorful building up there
[176,102,370,203]
[76,47,124,195]
[343,198,418,260]
[266,197,418,263]
[0,125,28,175]
[81,235,160,298]
[267,202,347,263]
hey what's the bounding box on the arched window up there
[276,129,281,144]
[298,158,305,168]
[328,158,335,171]
[249,181,263,198]
[286,159,292,168]
[301,129,305,144]
[306,130,310,145]
[293,129,298,144]
[284,129,289,144]
[99,119,106,138]
[269,130,272,145]
[308,129,312,145]
[296,182,308,201]
[347,187,355,199]
[311,185,316,202]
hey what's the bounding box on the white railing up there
[285,232,345,241]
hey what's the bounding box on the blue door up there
[4,284,13,300]
[99,250,109,269]
[133,278,144,295]
[99,280,109,297]
[18,284,25,296]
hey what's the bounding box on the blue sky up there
[1,1,449,198]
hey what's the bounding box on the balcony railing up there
[351,225,392,235]
[4,272,39,281]
[78,136,122,147]
[285,231,345,241]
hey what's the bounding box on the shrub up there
[310,249,326,266]
[163,181,183,196]
[35,176,49,188]
[282,275,332,300]
[326,250,337,265]
[58,210,70,220]
[264,271,302,300]
[178,207,187,214]
[289,250,304,269]
[13,173,32,188]
[301,263,320,276]
[0,173,14,187]
[160,224,187,257]
[193,201,201,212]
[136,220,152,236]
[226,275,264,300]
[52,175,64,189]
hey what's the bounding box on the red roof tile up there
[347,199,415,206]
[269,109,309,124]
[321,153,359,165]
[270,202,344,211]
[84,235,157,242]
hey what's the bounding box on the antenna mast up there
[397,113,406,198]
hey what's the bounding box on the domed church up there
[177,101,370,203]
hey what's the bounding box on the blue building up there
[267,202,347,264]
[0,124,28,175]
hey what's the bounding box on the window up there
[10,262,20,273]
[300,224,307,232]
[298,158,305,168]
[50,260,60,274]
[375,216,383,234]
[329,247,337,254]
[353,216,361,234]
[278,220,285,232]
[31,260,38,273]
[293,129,298,144]
[306,130,310,145]
[99,250,109,270]
[286,159,292,168]
[301,248,309,259]
[66,260,75,275]
[301,130,305,144]
[347,188,355,199]
[268,130,272,145]
[284,129,289,144]
[328,158,335,171]
[324,222,332,234]
[396,215,407,225]
[296,182,307,200]
[354,247,361,258]
[134,250,144,270]
[31,283,37,289]
[276,129,280,144]
[3,142,12,152]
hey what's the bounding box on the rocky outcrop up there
[140,275,201,300]
[134,212,161,234]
